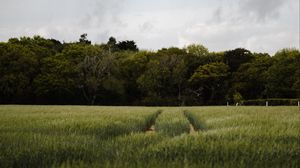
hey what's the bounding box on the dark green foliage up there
[137,48,189,105]
[265,48,300,98]
[117,40,139,51]
[232,53,273,100]
[33,54,79,104]
[118,51,151,104]
[78,34,91,45]
[0,35,299,105]
[189,62,230,104]
[224,48,253,72]
[0,43,39,103]
[104,36,139,52]
[106,37,118,53]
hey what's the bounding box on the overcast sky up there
[0,0,299,55]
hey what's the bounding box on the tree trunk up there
[91,95,96,105]
[178,85,181,105]
[209,87,215,104]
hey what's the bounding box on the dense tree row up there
[0,35,299,105]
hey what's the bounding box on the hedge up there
[242,99,300,106]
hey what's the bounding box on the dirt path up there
[145,110,162,133]
[189,124,196,134]
[145,110,197,134]
[145,125,155,133]
[184,110,197,134]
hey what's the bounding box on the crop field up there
[0,106,299,168]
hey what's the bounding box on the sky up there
[0,0,299,55]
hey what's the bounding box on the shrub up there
[242,98,300,106]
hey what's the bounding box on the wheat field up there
[0,105,299,168]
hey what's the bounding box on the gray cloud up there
[0,0,298,54]
[179,0,299,55]
[139,22,154,32]
[238,0,286,22]
[76,0,129,42]
[211,7,223,23]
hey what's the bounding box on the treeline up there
[0,35,299,105]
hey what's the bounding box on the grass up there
[0,105,299,168]
[155,109,190,136]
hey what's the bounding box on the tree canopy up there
[0,35,299,105]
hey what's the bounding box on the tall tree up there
[265,48,300,98]
[137,48,188,105]
[119,51,152,104]
[33,54,78,104]
[79,33,91,45]
[0,43,38,103]
[232,53,273,100]
[224,48,253,72]
[117,40,139,52]
[186,44,209,56]
[78,50,117,105]
[189,62,229,104]
[107,36,118,53]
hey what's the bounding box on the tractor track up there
[145,110,162,133]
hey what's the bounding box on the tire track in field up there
[189,123,196,134]
[183,110,196,134]
[145,110,162,133]
[183,110,205,134]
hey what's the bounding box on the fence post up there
[266,101,268,107]
[227,102,229,106]
[298,101,300,107]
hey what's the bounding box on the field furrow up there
[184,110,207,131]
[145,110,162,133]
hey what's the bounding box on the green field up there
[0,106,299,168]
